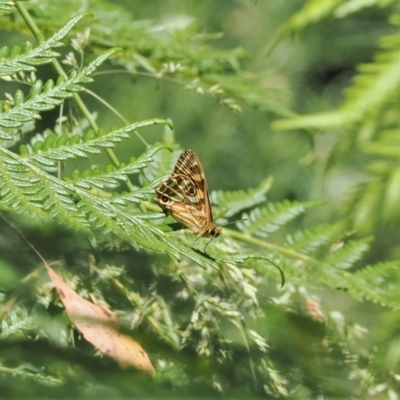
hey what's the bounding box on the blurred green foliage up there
[1,0,400,398]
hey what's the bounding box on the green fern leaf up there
[0,48,121,135]
[71,145,167,190]
[344,269,399,308]
[238,199,324,238]
[0,1,16,15]
[0,13,90,76]
[276,0,389,34]
[355,261,399,283]
[334,0,392,18]
[1,140,221,270]
[0,154,49,220]
[274,30,400,131]
[324,237,372,269]
[25,122,170,165]
[351,262,400,307]
[0,150,92,231]
[285,223,344,254]
[211,176,273,218]
[281,0,344,34]
[0,306,34,339]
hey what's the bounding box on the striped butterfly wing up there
[155,150,221,237]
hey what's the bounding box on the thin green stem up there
[0,364,64,385]
[224,227,313,263]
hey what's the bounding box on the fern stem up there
[14,2,41,37]
[157,296,181,348]
[14,3,136,193]
[85,88,126,121]
[0,364,64,385]
[224,227,313,263]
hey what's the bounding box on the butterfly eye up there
[161,195,169,203]
[208,227,221,238]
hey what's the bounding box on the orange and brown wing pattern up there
[155,150,221,238]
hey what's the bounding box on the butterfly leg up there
[191,235,215,254]
[203,237,215,253]
[190,235,202,249]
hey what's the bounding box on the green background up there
[1,0,400,398]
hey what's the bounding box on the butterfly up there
[155,150,221,239]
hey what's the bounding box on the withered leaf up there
[45,263,155,375]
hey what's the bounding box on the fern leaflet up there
[0,48,121,139]
[0,13,90,76]
[238,199,324,238]
[211,176,273,218]
[285,223,344,254]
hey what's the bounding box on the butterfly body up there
[155,150,221,238]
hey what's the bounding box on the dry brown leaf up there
[45,263,155,375]
[0,213,155,375]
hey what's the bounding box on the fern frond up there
[0,1,15,15]
[352,261,400,306]
[0,155,49,220]
[106,183,161,206]
[362,129,400,158]
[0,13,90,76]
[337,125,400,226]
[1,140,162,233]
[285,223,344,254]
[343,270,399,308]
[324,237,372,269]
[280,0,345,33]
[273,30,400,131]
[354,261,399,282]
[276,0,392,35]
[0,48,121,140]
[69,145,167,199]
[0,142,222,269]
[310,262,393,306]
[0,306,34,339]
[22,121,169,166]
[0,148,91,231]
[211,176,273,218]
[265,245,398,308]
[237,199,324,238]
[334,0,394,18]
[75,194,157,247]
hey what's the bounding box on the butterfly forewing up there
[155,150,221,238]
